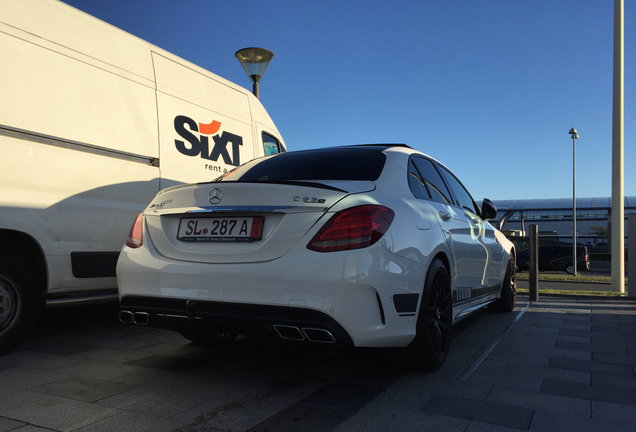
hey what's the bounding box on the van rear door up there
[153,51,260,188]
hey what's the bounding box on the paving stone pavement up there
[0,295,635,432]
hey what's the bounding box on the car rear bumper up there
[120,295,355,346]
[116,234,428,348]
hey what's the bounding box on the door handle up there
[439,211,452,222]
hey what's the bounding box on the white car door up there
[437,165,505,290]
[409,158,487,298]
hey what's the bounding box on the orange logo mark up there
[198,120,221,135]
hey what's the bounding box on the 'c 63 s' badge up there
[294,196,326,204]
[209,188,223,204]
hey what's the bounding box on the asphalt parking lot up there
[1,294,636,432]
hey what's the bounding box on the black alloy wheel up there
[488,255,516,312]
[407,258,452,371]
[428,263,452,361]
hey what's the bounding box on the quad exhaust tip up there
[118,314,334,341]
[273,324,336,343]
[119,310,149,326]
[302,327,337,343]
[273,324,304,341]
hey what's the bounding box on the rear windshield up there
[217,148,386,182]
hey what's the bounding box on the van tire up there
[0,258,39,355]
[488,256,516,313]
[406,259,452,371]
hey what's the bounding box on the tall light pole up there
[611,0,625,293]
[235,47,274,100]
[569,128,579,275]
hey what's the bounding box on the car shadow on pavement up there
[17,300,491,375]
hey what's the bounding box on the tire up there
[406,259,452,371]
[0,258,39,355]
[488,255,516,313]
[565,265,574,275]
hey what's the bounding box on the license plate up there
[177,216,264,242]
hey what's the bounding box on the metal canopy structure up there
[492,196,635,232]
[493,196,633,211]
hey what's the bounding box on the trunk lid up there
[144,181,375,263]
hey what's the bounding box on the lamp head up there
[235,47,274,85]
[569,128,579,139]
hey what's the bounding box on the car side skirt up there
[452,284,501,322]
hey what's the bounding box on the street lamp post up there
[235,47,274,100]
[569,128,579,275]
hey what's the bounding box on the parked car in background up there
[516,245,590,274]
[117,144,517,370]
[595,243,609,253]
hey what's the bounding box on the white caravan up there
[0,0,286,352]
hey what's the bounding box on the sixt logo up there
[174,115,243,166]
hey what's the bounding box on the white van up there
[0,0,286,352]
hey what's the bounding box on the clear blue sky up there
[62,0,634,202]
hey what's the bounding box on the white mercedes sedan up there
[117,144,516,370]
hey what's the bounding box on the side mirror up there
[481,198,498,220]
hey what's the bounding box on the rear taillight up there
[307,205,395,252]
[126,213,144,248]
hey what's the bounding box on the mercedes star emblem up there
[209,188,223,204]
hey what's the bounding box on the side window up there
[412,157,453,204]
[408,161,430,200]
[262,132,283,156]
[439,166,480,215]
